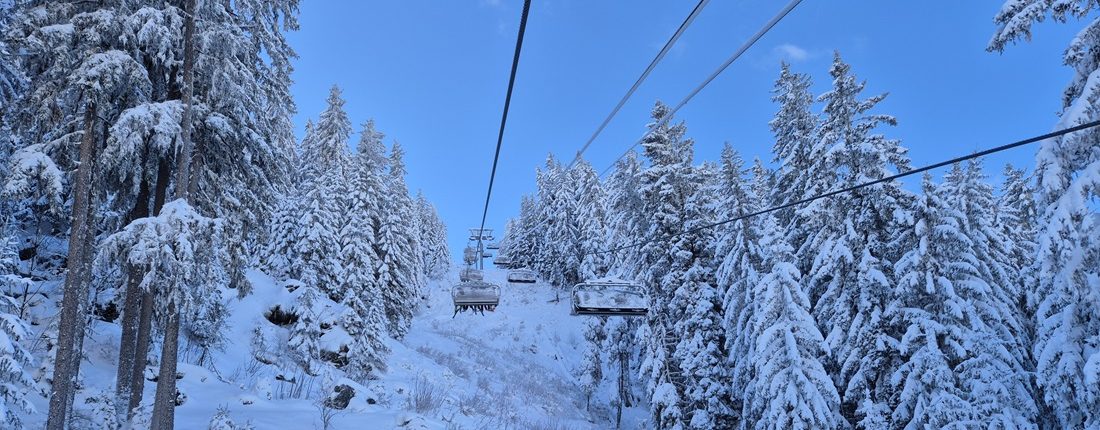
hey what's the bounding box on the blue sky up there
[287,0,1080,261]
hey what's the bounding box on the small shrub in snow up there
[407,374,446,413]
[208,406,254,430]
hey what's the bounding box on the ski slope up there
[24,267,647,428]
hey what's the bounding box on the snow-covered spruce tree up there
[769,63,819,227]
[604,316,639,428]
[997,166,1041,409]
[887,174,984,428]
[989,2,1100,427]
[387,142,425,302]
[0,225,36,429]
[416,193,450,280]
[96,200,226,423]
[670,162,734,429]
[578,316,606,409]
[288,286,325,376]
[301,86,351,181]
[742,213,840,430]
[336,120,391,380]
[572,159,610,282]
[997,164,1038,313]
[295,179,344,301]
[713,144,765,423]
[532,154,574,288]
[285,88,352,301]
[636,100,694,430]
[183,290,230,367]
[339,123,383,307]
[340,274,390,382]
[940,161,1037,427]
[604,150,647,276]
[944,160,1030,364]
[506,195,542,272]
[375,142,419,338]
[0,0,24,108]
[800,53,910,427]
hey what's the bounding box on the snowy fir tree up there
[0,0,1093,426]
[990,2,1100,427]
[742,214,839,430]
[799,52,910,427]
[288,286,325,376]
[0,225,35,429]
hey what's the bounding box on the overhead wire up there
[476,0,532,261]
[597,0,805,177]
[586,119,1100,256]
[567,0,711,170]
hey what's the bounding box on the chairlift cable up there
[567,0,711,170]
[476,0,532,256]
[597,0,805,178]
[587,120,1100,256]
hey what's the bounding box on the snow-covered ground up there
[25,267,647,429]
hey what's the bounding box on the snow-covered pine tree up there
[288,286,324,376]
[387,142,425,302]
[989,3,1100,427]
[802,53,909,427]
[932,161,1034,426]
[572,159,609,282]
[533,154,574,288]
[769,63,819,227]
[578,317,607,410]
[416,193,450,280]
[0,0,23,108]
[508,195,541,271]
[997,166,1041,408]
[287,89,352,301]
[0,224,36,429]
[888,174,980,428]
[670,162,734,429]
[302,86,352,181]
[340,277,390,382]
[636,100,695,430]
[295,181,343,301]
[713,144,765,423]
[375,142,419,338]
[604,150,647,277]
[742,213,840,429]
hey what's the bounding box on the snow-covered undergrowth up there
[22,267,643,429]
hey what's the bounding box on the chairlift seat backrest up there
[452,281,501,306]
[571,281,648,316]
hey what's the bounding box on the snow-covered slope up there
[26,267,647,428]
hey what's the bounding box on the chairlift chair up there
[486,242,500,250]
[493,256,512,268]
[571,280,648,316]
[459,267,483,282]
[452,281,501,316]
[506,268,537,284]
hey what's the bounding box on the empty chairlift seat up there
[493,256,513,269]
[506,268,537,284]
[452,281,501,315]
[459,268,483,282]
[486,242,500,250]
[571,279,649,316]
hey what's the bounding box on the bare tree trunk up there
[45,101,98,430]
[151,0,196,425]
[127,156,172,420]
[150,310,181,430]
[114,177,151,420]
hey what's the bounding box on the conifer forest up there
[0,0,1097,429]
